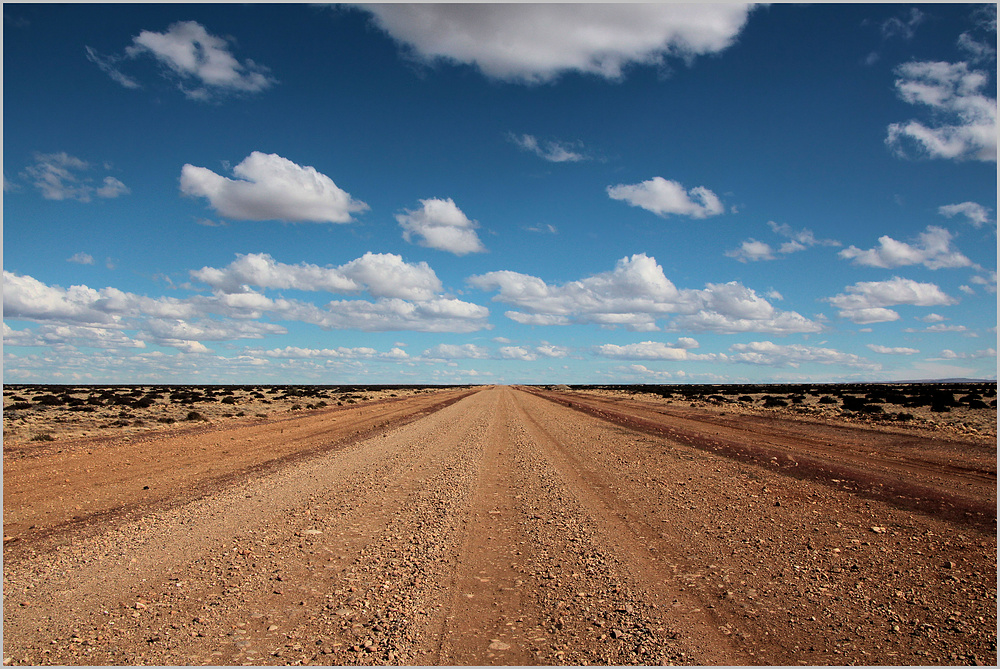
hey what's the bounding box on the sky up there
[3,3,997,385]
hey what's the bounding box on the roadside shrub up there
[9,402,32,410]
[818,396,837,405]
[220,396,237,405]
[185,411,205,421]
[157,417,176,424]
[33,394,63,406]
[738,396,753,402]
[841,396,869,412]
[30,433,55,441]
[763,396,787,408]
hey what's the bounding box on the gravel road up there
[3,386,996,665]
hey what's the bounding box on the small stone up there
[943,561,957,569]
[488,639,511,651]
[610,629,625,639]
[267,625,279,632]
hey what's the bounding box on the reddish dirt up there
[3,385,996,666]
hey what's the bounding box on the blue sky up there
[3,3,997,385]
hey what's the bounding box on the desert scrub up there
[30,433,55,442]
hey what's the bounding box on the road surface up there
[3,386,996,665]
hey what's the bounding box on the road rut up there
[3,386,995,666]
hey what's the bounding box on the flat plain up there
[3,382,996,666]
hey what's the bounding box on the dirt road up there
[3,386,996,665]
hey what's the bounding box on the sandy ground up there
[3,384,996,666]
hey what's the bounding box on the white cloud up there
[886,60,997,162]
[254,345,408,361]
[826,276,957,324]
[880,7,925,40]
[938,201,994,228]
[67,252,95,265]
[768,221,841,249]
[607,176,724,219]
[866,344,920,355]
[305,297,489,333]
[728,341,880,370]
[140,317,285,344]
[5,260,489,352]
[396,197,486,255]
[509,133,588,162]
[725,239,774,263]
[358,4,753,84]
[671,309,822,335]
[23,152,129,202]
[595,339,707,361]
[85,46,141,89]
[612,364,675,381]
[838,226,973,269]
[191,252,443,301]
[124,21,275,100]
[919,313,947,323]
[96,176,130,198]
[469,253,822,334]
[421,343,491,360]
[4,271,127,326]
[181,152,367,223]
[498,346,539,361]
[957,32,996,62]
[923,324,970,333]
[970,270,998,293]
[938,348,997,360]
[727,222,840,262]
[3,322,145,349]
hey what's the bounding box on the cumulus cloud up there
[970,270,998,293]
[191,252,442,301]
[825,276,957,324]
[117,20,275,100]
[838,226,973,269]
[938,201,994,228]
[254,345,408,361]
[181,152,367,223]
[596,338,706,361]
[727,222,840,262]
[419,341,568,362]
[23,152,129,202]
[3,322,145,349]
[304,297,489,333]
[866,344,920,355]
[469,253,821,334]
[5,258,490,356]
[768,221,841,251]
[607,177,724,219]
[509,133,588,162]
[886,60,997,162]
[421,343,491,360]
[67,252,95,265]
[396,197,486,255]
[358,4,753,83]
[728,341,880,370]
[880,7,925,40]
[938,348,997,360]
[725,239,775,263]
